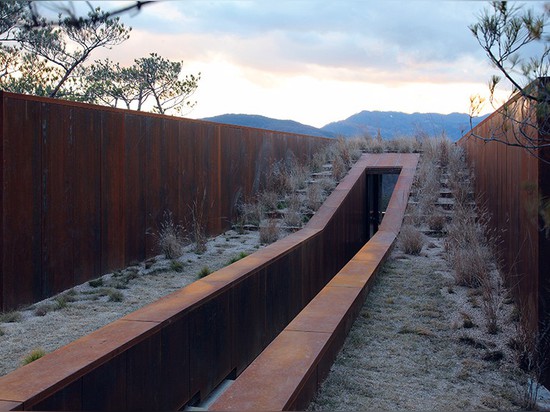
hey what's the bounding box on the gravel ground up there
[0,229,263,377]
[308,231,530,411]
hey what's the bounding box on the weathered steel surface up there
[459,97,550,385]
[0,91,329,311]
[210,153,420,411]
[0,149,384,411]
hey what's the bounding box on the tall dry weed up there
[259,218,279,244]
[398,224,425,255]
[156,212,187,259]
[189,190,208,254]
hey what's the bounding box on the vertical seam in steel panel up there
[0,92,3,311]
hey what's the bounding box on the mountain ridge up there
[202,110,490,141]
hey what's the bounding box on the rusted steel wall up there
[210,154,419,412]
[0,92,329,312]
[458,96,550,384]
[0,152,374,412]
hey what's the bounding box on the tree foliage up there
[0,1,200,116]
[0,1,131,98]
[469,1,550,152]
[82,54,200,115]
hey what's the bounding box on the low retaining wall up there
[210,153,418,411]
[0,153,414,411]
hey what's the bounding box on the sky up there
[69,1,547,128]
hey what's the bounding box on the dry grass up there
[236,200,262,229]
[0,311,22,323]
[156,212,186,259]
[258,191,279,213]
[305,183,325,212]
[311,134,528,411]
[259,218,279,244]
[283,194,303,228]
[189,191,208,254]
[427,212,446,232]
[21,348,46,366]
[398,224,425,255]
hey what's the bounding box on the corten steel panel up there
[71,106,101,285]
[144,117,165,254]
[227,266,268,375]
[1,92,332,311]
[0,92,3,312]
[1,96,42,309]
[41,102,75,297]
[124,114,147,264]
[459,97,545,353]
[100,110,126,273]
[165,118,183,225]
[188,291,232,402]
[265,253,296,342]
[539,137,550,387]
[159,317,190,411]
[177,120,199,223]
[221,127,247,222]
[0,400,22,411]
[125,333,163,411]
[285,286,362,335]
[81,352,127,411]
[190,121,215,234]
[0,319,158,406]
[122,280,221,323]
[299,233,324,307]
[29,378,81,411]
[211,330,330,412]
[208,124,223,234]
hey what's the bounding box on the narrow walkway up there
[309,146,528,411]
[308,234,524,410]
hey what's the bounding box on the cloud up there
[87,0,543,125]
[116,1,492,80]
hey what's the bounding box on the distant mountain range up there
[202,111,490,141]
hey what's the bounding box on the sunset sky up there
[74,1,546,127]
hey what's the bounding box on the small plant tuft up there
[22,348,46,365]
[170,260,185,273]
[107,289,124,302]
[88,278,104,288]
[0,311,22,323]
[228,251,248,265]
[197,266,211,279]
[157,211,186,259]
[398,224,425,255]
[259,218,279,244]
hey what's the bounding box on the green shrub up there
[170,260,185,272]
[197,266,211,279]
[22,348,46,365]
[107,289,124,302]
[0,311,22,323]
[88,278,104,288]
[54,296,69,310]
[228,251,248,265]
